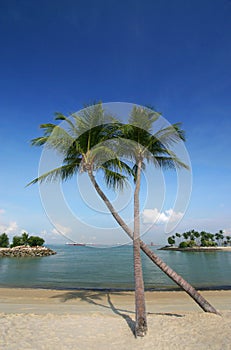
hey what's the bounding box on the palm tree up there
[226,236,231,246]
[219,230,224,246]
[30,104,148,336]
[114,106,165,336]
[193,231,200,246]
[21,232,29,246]
[29,103,220,326]
[183,231,190,240]
[117,106,212,333]
[133,154,147,336]
[168,236,175,246]
[215,233,220,245]
[0,233,9,248]
[175,233,181,241]
[215,230,224,246]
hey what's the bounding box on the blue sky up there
[0,0,230,245]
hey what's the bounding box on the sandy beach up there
[0,288,230,349]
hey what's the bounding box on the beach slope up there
[0,288,230,349]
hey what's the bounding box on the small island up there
[160,229,231,252]
[0,232,56,257]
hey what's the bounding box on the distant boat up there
[65,242,86,246]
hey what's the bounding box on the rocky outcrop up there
[0,246,56,257]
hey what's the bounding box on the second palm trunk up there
[133,159,147,337]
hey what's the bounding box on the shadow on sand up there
[51,291,136,335]
[51,290,184,336]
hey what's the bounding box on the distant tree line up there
[0,232,45,248]
[167,229,231,248]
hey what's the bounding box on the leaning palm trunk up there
[133,159,147,336]
[138,240,220,315]
[88,170,220,315]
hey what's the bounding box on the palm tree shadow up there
[106,293,136,335]
[51,291,136,336]
[148,312,184,318]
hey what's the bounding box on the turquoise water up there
[0,245,230,290]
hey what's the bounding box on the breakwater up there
[0,246,56,257]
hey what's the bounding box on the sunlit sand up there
[0,288,230,349]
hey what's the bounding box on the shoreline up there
[159,246,231,252]
[0,287,230,314]
[1,285,231,292]
[1,288,230,349]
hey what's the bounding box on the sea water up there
[0,245,230,290]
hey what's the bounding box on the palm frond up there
[101,159,134,176]
[29,103,189,194]
[102,168,128,190]
[31,122,59,147]
[129,106,160,132]
[154,123,186,146]
[26,162,81,186]
[31,136,49,146]
[90,145,118,164]
[31,122,74,154]
[39,123,57,136]
[73,103,111,136]
[119,160,135,177]
[152,153,189,170]
[54,112,76,132]
[114,137,142,160]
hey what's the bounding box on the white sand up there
[0,289,230,349]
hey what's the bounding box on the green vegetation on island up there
[0,232,9,248]
[0,232,45,248]
[0,232,56,257]
[166,229,231,249]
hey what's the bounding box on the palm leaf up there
[102,168,128,190]
[27,161,81,186]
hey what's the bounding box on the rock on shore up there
[0,246,56,257]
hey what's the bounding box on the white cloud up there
[39,228,68,244]
[0,221,18,234]
[165,209,184,223]
[0,209,18,235]
[52,223,72,235]
[142,208,183,225]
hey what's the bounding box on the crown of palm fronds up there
[28,104,132,189]
[28,103,189,188]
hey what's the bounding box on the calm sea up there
[0,245,230,290]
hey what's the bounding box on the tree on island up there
[11,235,24,247]
[0,233,9,248]
[226,236,231,246]
[168,229,229,248]
[29,103,220,336]
[27,236,45,247]
[167,236,175,246]
[0,232,45,248]
[193,231,201,245]
[215,230,224,246]
[10,233,44,247]
[22,232,29,245]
